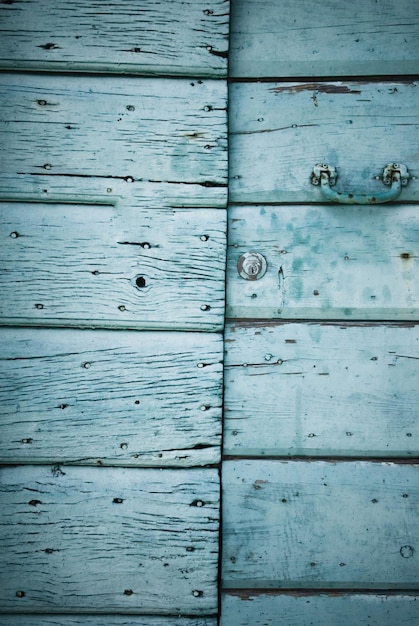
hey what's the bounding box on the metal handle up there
[311,163,409,204]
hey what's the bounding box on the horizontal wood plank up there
[230,0,419,77]
[227,205,418,320]
[229,81,419,204]
[0,204,225,330]
[0,613,217,626]
[0,74,227,208]
[0,328,222,466]
[224,322,418,457]
[0,466,219,614]
[0,0,229,77]
[221,592,419,626]
[222,460,419,589]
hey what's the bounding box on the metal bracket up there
[311,163,338,187]
[382,163,410,187]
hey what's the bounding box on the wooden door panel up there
[0,0,229,77]
[224,322,418,457]
[221,592,419,626]
[229,81,419,204]
[223,460,419,589]
[227,204,418,320]
[0,329,222,467]
[0,2,228,623]
[222,2,419,621]
[230,0,419,78]
[0,74,227,208]
[0,203,225,330]
[0,466,219,614]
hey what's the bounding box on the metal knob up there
[237,252,267,280]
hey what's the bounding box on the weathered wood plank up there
[229,81,419,204]
[0,619,217,626]
[230,0,419,78]
[221,592,419,626]
[0,0,229,77]
[0,328,222,467]
[227,205,418,320]
[223,460,419,589]
[0,466,219,614]
[0,204,225,330]
[224,322,418,457]
[0,74,227,208]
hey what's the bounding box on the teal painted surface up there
[0,74,227,208]
[0,204,226,331]
[222,1,419,621]
[224,322,418,457]
[229,81,419,204]
[230,0,419,77]
[222,592,419,626]
[0,0,229,622]
[0,329,222,467]
[0,466,219,614]
[223,460,419,589]
[0,0,229,77]
[227,204,418,320]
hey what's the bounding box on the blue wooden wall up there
[1,1,419,624]
[222,1,419,624]
[0,1,228,623]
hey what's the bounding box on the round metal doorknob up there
[237,252,267,280]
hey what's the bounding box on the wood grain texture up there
[230,0,419,77]
[224,322,419,457]
[0,613,217,626]
[229,81,419,204]
[0,328,222,467]
[0,203,225,331]
[222,460,419,589]
[221,592,419,626]
[227,205,418,320]
[0,73,227,208]
[0,0,229,77]
[0,466,219,614]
